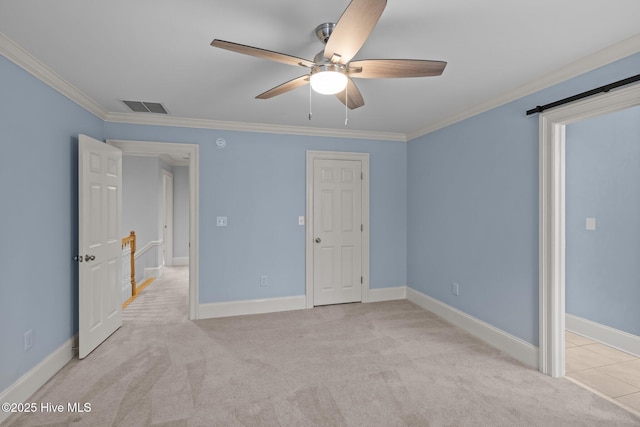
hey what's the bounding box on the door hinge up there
[361,172,363,180]
[361,224,363,232]
[361,276,363,284]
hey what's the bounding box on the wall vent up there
[122,100,168,114]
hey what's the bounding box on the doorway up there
[538,83,640,377]
[561,106,640,414]
[107,139,200,320]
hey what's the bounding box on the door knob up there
[84,254,96,262]
[315,238,321,243]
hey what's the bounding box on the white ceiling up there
[1,0,639,139]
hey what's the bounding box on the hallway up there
[122,266,189,324]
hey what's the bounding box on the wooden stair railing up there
[121,230,155,309]
[122,231,136,298]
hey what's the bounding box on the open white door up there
[79,134,122,359]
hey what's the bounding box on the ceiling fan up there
[210,0,446,110]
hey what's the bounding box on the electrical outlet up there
[216,216,227,227]
[452,282,459,296]
[24,329,33,352]
[260,275,268,287]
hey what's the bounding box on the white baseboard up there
[365,286,407,303]
[199,295,306,319]
[144,266,162,281]
[406,287,539,369]
[566,314,640,357]
[199,286,406,319]
[0,335,77,424]
[172,257,189,266]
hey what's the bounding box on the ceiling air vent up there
[122,100,168,114]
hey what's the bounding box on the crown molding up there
[6,26,636,143]
[407,33,640,141]
[105,112,407,142]
[0,32,108,120]
[0,31,403,141]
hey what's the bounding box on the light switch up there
[586,217,596,231]
[298,216,305,225]
[216,216,227,227]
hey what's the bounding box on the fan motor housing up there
[315,23,336,44]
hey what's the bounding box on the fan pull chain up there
[344,83,349,127]
[308,82,313,120]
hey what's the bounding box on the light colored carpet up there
[6,268,640,426]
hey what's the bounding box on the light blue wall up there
[566,106,640,336]
[407,52,640,346]
[0,55,104,392]
[105,123,408,302]
[173,166,189,259]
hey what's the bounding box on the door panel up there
[79,134,122,359]
[313,159,362,306]
[341,246,354,288]
[342,190,354,231]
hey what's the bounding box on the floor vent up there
[122,100,168,114]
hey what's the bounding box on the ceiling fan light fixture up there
[310,64,347,95]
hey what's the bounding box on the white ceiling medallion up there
[216,137,226,149]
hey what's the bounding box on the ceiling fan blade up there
[211,39,314,68]
[335,78,364,109]
[348,59,447,78]
[256,75,310,99]
[324,0,386,64]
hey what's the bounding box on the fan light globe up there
[310,66,348,95]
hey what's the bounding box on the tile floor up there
[566,330,640,416]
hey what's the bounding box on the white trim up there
[566,314,640,358]
[305,151,370,309]
[108,139,200,320]
[407,33,640,141]
[0,33,401,141]
[0,335,77,424]
[407,287,539,369]
[161,169,174,267]
[134,239,162,259]
[365,286,407,303]
[105,112,406,142]
[539,83,640,377]
[172,257,189,266]
[4,28,637,144]
[0,32,401,141]
[0,32,107,120]
[199,295,306,319]
[144,266,163,281]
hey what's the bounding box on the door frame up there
[107,139,200,320]
[538,82,640,377]
[306,150,370,308]
[161,169,174,267]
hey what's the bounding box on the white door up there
[161,170,173,267]
[79,134,122,359]
[313,159,363,305]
